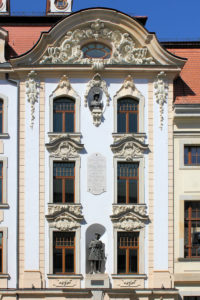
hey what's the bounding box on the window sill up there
[112,132,146,138]
[48,132,81,138]
[0,134,9,139]
[112,274,147,279]
[47,274,83,279]
[0,274,9,278]
[178,257,200,262]
[0,204,9,209]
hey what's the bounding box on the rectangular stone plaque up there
[91,280,104,286]
[87,153,106,195]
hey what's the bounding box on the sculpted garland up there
[40,19,155,69]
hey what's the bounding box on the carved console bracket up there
[40,19,155,69]
[154,71,168,130]
[25,70,40,128]
[84,73,110,127]
[111,135,148,160]
[46,134,84,160]
[110,204,149,231]
[46,204,84,231]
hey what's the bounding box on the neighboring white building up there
[0,2,199,300]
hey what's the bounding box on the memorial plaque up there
[87,153,106,195]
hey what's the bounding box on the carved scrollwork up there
[53,279,76,288]
[40,19,155,68]
[46,204,83,231]
[154,71,168,130]
[25,70,40,128]
[110,135,148,160]
[53,75,80,100]
[46,135,84,160]
[118,279,141,288]
[110,204,149,231]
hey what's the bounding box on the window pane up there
[65,248,74,273]
[65,178,74,203]
[129,179,138,203]
[117,113,126,133]
[53,178,62,203]
[117,179,126,203]
[0,232,3,246]
[117,248,126,273]
[0,114,2,134]
[129,249,138,273]
[53,248,62,273]
[129,113,137,133]
[53,112,62,132]
[65,112,74,132]
[184,147,189,164]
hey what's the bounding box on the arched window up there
[53,98,75,133]
[0,100,3,134]
[117,98,138,133]
[82,43,111,59]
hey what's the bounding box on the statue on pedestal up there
[88,233,105,274]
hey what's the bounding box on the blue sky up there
[11,0,200,41]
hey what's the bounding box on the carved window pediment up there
[110,204,149,231]
[46,204,83,231]
[46,135,84,160]
[111,135,148,160]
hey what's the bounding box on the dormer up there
[46,0,73,15]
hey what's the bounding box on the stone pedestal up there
[85,273,110,288]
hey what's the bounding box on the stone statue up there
[90,92,102,109]
[88,233,105,274]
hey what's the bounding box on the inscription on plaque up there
[87,153,106,195]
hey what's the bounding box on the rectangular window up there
[0,232,3,273]
[53,232,75,274]
[117,99,138,133]
[53,99,75,133]
[117,163,139,203]
[117,232,139,274]
[0,101,3,134]
[184,146,200,166]
[53,162,75,203]
[0,162,3,204]
[184,201,200,258]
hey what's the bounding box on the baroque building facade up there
[0,1,199,300]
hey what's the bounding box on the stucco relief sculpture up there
[25,70,40,128]
[46,135,84,160]
[110,204,149,231]
[118,279,141,288]
[154,71,168,130]
[88,233,105,274]
[46,204,83,231]
[111,135,148,160]
[114,75,142,100]
[53,75,80,101]
[40,19,155,69]
[53,279,76,288]
[84,74,110,126]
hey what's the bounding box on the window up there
[54,0,68,9]
[184,297,200,300]
[0,162,3,204]
[0,100,3,134]
[117,98,138,133]
[53,162,75,203]
[184,146,200,166]
[184,201,200,258]
[82,43,111,59]
[117,232,139,274]
[53,232,75,274]
[117,162,139,204]
[0,232,3,273]
[53,98,75,133]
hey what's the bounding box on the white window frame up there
[0,93,8,138]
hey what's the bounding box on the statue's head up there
[93,92,100,101]
[95,232,101,240]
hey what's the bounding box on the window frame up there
[0,227,8,274]
[179,139,200,170]
[49,81,80,134]
[49,157,80,204]
[0,93,8,138]
[114,157,144,204]
[49,228,80,275]
[117,98,139,133]
[0,157,8,208]
[53,97,75,133]
[184,145,200,166]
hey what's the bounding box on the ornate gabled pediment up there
[46,204,83,231]
[114,75,144,101]
[111,135,148,160]
[110,204,149,231]
[39,19,155,69]
[52,75,80,100]
[46,135,84,160]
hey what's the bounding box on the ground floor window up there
[53,232,75,274]
[117,232,139,274]
[184,201,200,258]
